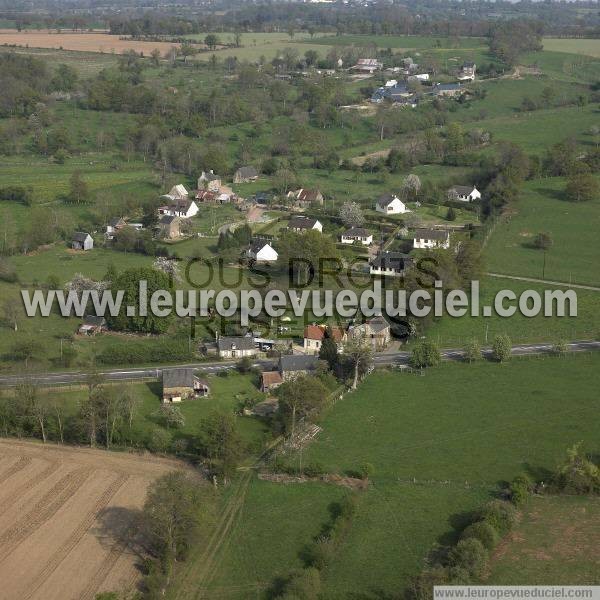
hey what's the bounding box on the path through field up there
[0,439,192,600]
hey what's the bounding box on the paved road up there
[0,341,598,388]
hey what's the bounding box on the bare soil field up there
[0,30,183,55]
[0,439,195,600]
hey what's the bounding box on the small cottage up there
[162,368,210,403]
[72,232,93,251]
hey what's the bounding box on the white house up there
[413,228,451,250]
[247,241,278,263]
[287,216,323,233]
[352,58,382,73]
[217,336,258,359]
[369,251,413,277]
[158,198,199,219]
[303,325,347,354]
[198,170,221,192]
[448,185,481,202]
[375,193,408,215]
[341,227,373,246]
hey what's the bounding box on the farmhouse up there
[217,336,258,359]
[303,325,347,354]
[158,215,181,239]
[433,83,464,97]
[448,185,481,202]
[352,58,382,73]
[287,216,323,233]
[288,188,324,209]
[371,82,412,103]
[105,217,125,240]
[260,370,283,394]
[158,198,199,219]
[72,232,93,251]
[247,240,278,263]
[162,368,210,403]
[413,228,451,249]
[458,61,476,81]
[341,227,373,245]
[375,194,408,215]
[349,316,391,350]
[234,166,259,183]
[195,190,217,203]
[278,354,320,380]
[78,315,106,335]
[369,251,413,277]
[198,170,221,192]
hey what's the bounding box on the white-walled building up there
[375,193,408,215]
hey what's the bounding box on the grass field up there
[206,354,600,598]
[308,34,487,50]
[488,495,600,584]
[542,38,600,59]
[484,177,600,287]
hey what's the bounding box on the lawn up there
[542,38,600,59]
[488,495,600,584]
[484,177,600,287]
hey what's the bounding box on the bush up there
[278,567,321,600]
[408,566,451,600]
[303,461,325,478]
[358,461,374,480]
[461,521,499,550]
[448,538,488,580]
[303,537,333,570]
[410,341,441,368]
[147,428,172,453]
[510,474,533,506]
[476,500,518,536]
[491,334,511,362]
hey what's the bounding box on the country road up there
[0,340,598,388]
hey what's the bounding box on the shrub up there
[461,521,499,550]
[510,474,533,506]
[279,567,321,600]
[476,500,518,536]
[407,566,451,600]
[491,334,511,362]
[303,461,325,478]
[410,341,441,368]
[303,537,333,570]
[147,428,172,453]
[448,538,488,580]
[358,461,374,480]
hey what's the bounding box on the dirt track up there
[0,439,192,600]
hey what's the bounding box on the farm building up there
[341,227,373,245]
[162,368,210,403]
[217,336,258,359]
[433,83,464,97]
[375,194,408,215]
[288,188,324,209]
[260,371,283,394]
[198,170,221,192]
[303,325,347,354]
[349,316,391,351]
[105,217,126,240]
[158,215,182,239]
[234,166,259,183]
[287,216,323,233]
[278,354,320,380]
[72,232,93,251]
[162,184,189,202]
[78,315,106,335]
[247,241,278,263]
[447,185,481,202]
[352,58,382,73]
[369,251,413,277]
[458,61,476,81]
[413,228,451,249]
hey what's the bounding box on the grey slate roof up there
[288,216,318,230]
[250,240,271,253]
[159,215,178,225]
[449,185,475,195]
[342,227,371,238]
[236,166,258,178]
[83,315,106,327]
[163,368,196,389]
[72,232,91,243]
[278,354,319,373]
[367,316,390,334]
[414,228,450,241]
[217,336,256,352]
[376,193,398,208]
[370,251,412,271]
